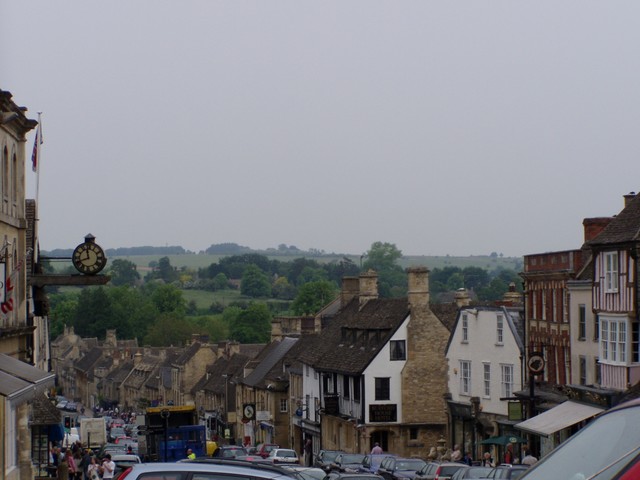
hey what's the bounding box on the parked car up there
[108,426,127,443]
[360,454,396,474]
[280,465,327,480]
[324,473,385,480]
[111,454,141,479]
[116,459,301,480]
[256,443,281,458]
[415,462,468,480]
[331,453,367,473]
[487,465,528,479]
[378,457,427,480]
[55,398,68,410]
[520,397,640,480]
[267,448,300,465]
[212,445,249,459]
[64,401,78,412]
[450,466,493,480]
[315,450,345,472]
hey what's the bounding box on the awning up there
[0,353,56,406]
[480,434,527,445]
[515,400,604,437]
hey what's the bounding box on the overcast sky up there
[2,2,639,257]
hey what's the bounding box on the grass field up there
[112,253,523,273]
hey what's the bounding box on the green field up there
[112,253,522,273]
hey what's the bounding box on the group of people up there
[48,442,115,480]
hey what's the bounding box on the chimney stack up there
[359,270,379,308]
[340,276,360,306]
[624,191,637,208]
[407,267,430,309]
[454,288,471,307]
[583,217,613,242]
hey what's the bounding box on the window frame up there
[501,364,514,398]
[496,314,504,345]
[604,252,619,293]
[390,340,406,361]
[462,314,468,342]
[374,377,390,401]
[460,360,471,396]
[600,317,628,365]
[578,304,587,340]
[483,363,491,398]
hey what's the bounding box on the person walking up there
[101,454,116,479]
[86,457,100,480]
[304,439,313,467]
[482,452,494,467]
[521,450,538,466]
[57,452,69,480]
[371,442,383,454]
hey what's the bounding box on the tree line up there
[47,242,522,347]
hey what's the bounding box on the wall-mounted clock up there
[72,234,107,275]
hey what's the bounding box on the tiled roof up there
[588,193,640,245]
[75,348,103,374]
[31,394,62,426]
[243,338,299,388]
[303,297,410,376]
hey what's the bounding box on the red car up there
[255,443,280,459]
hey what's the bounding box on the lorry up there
[79,417,107,449]
[142,405,207,461]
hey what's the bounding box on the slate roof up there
[75,348,103,374]
[301,297,410,376]
[242,337,299,388]
[174,342,202,365]
[31,394,62,425]
[192,354,249,396]
[588,192,640,246]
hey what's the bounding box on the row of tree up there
[48,242,523,347]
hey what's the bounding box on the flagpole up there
[35,112,42,206]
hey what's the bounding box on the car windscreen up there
[395,460,425,471]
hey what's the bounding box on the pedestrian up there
[86,457,100,480]
[57,453,69,480]
[482,452,494,467]
[451,444,462,462]
[66,449,78,480]
[521,450,538,466]
[100,454,115,479]
[371,442,383,455]
[504,444,514,464]
[304,438,313,467]
[462,452,473,466]
[79,448,91,480]
[187,448,196,460]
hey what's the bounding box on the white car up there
[267,448,300,465]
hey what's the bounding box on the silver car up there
[118,460,300,480]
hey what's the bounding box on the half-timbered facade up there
[587,192,640,391]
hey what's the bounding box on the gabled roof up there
[302,297,410,376]
[192,354,249,395]
[32,394,62,426]
[242,337,299,388]
[445,305,525,356]
[174,342,203,365]
[588,193,640,246]
[74,348,103,374]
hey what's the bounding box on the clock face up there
[243,404,255,420]
[72,242,107,275]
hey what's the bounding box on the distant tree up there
[272,276,297,300]
[363,242,406,297]
[363,242,403,272]
[229,303,271,343]
[157,256,179,282]
[213,273,229,290]
[291,280,338,315]
[240,264,272,298]
[143,312,193,346]
[186,300,198,315]
[108,258,140,286]
[461,266,490,291]
[190,315,229,342]
[48,293,79,338]
[108,286,157,342]
[150,283,186,314]
[296,266,327,285]
[73,287,112,338]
